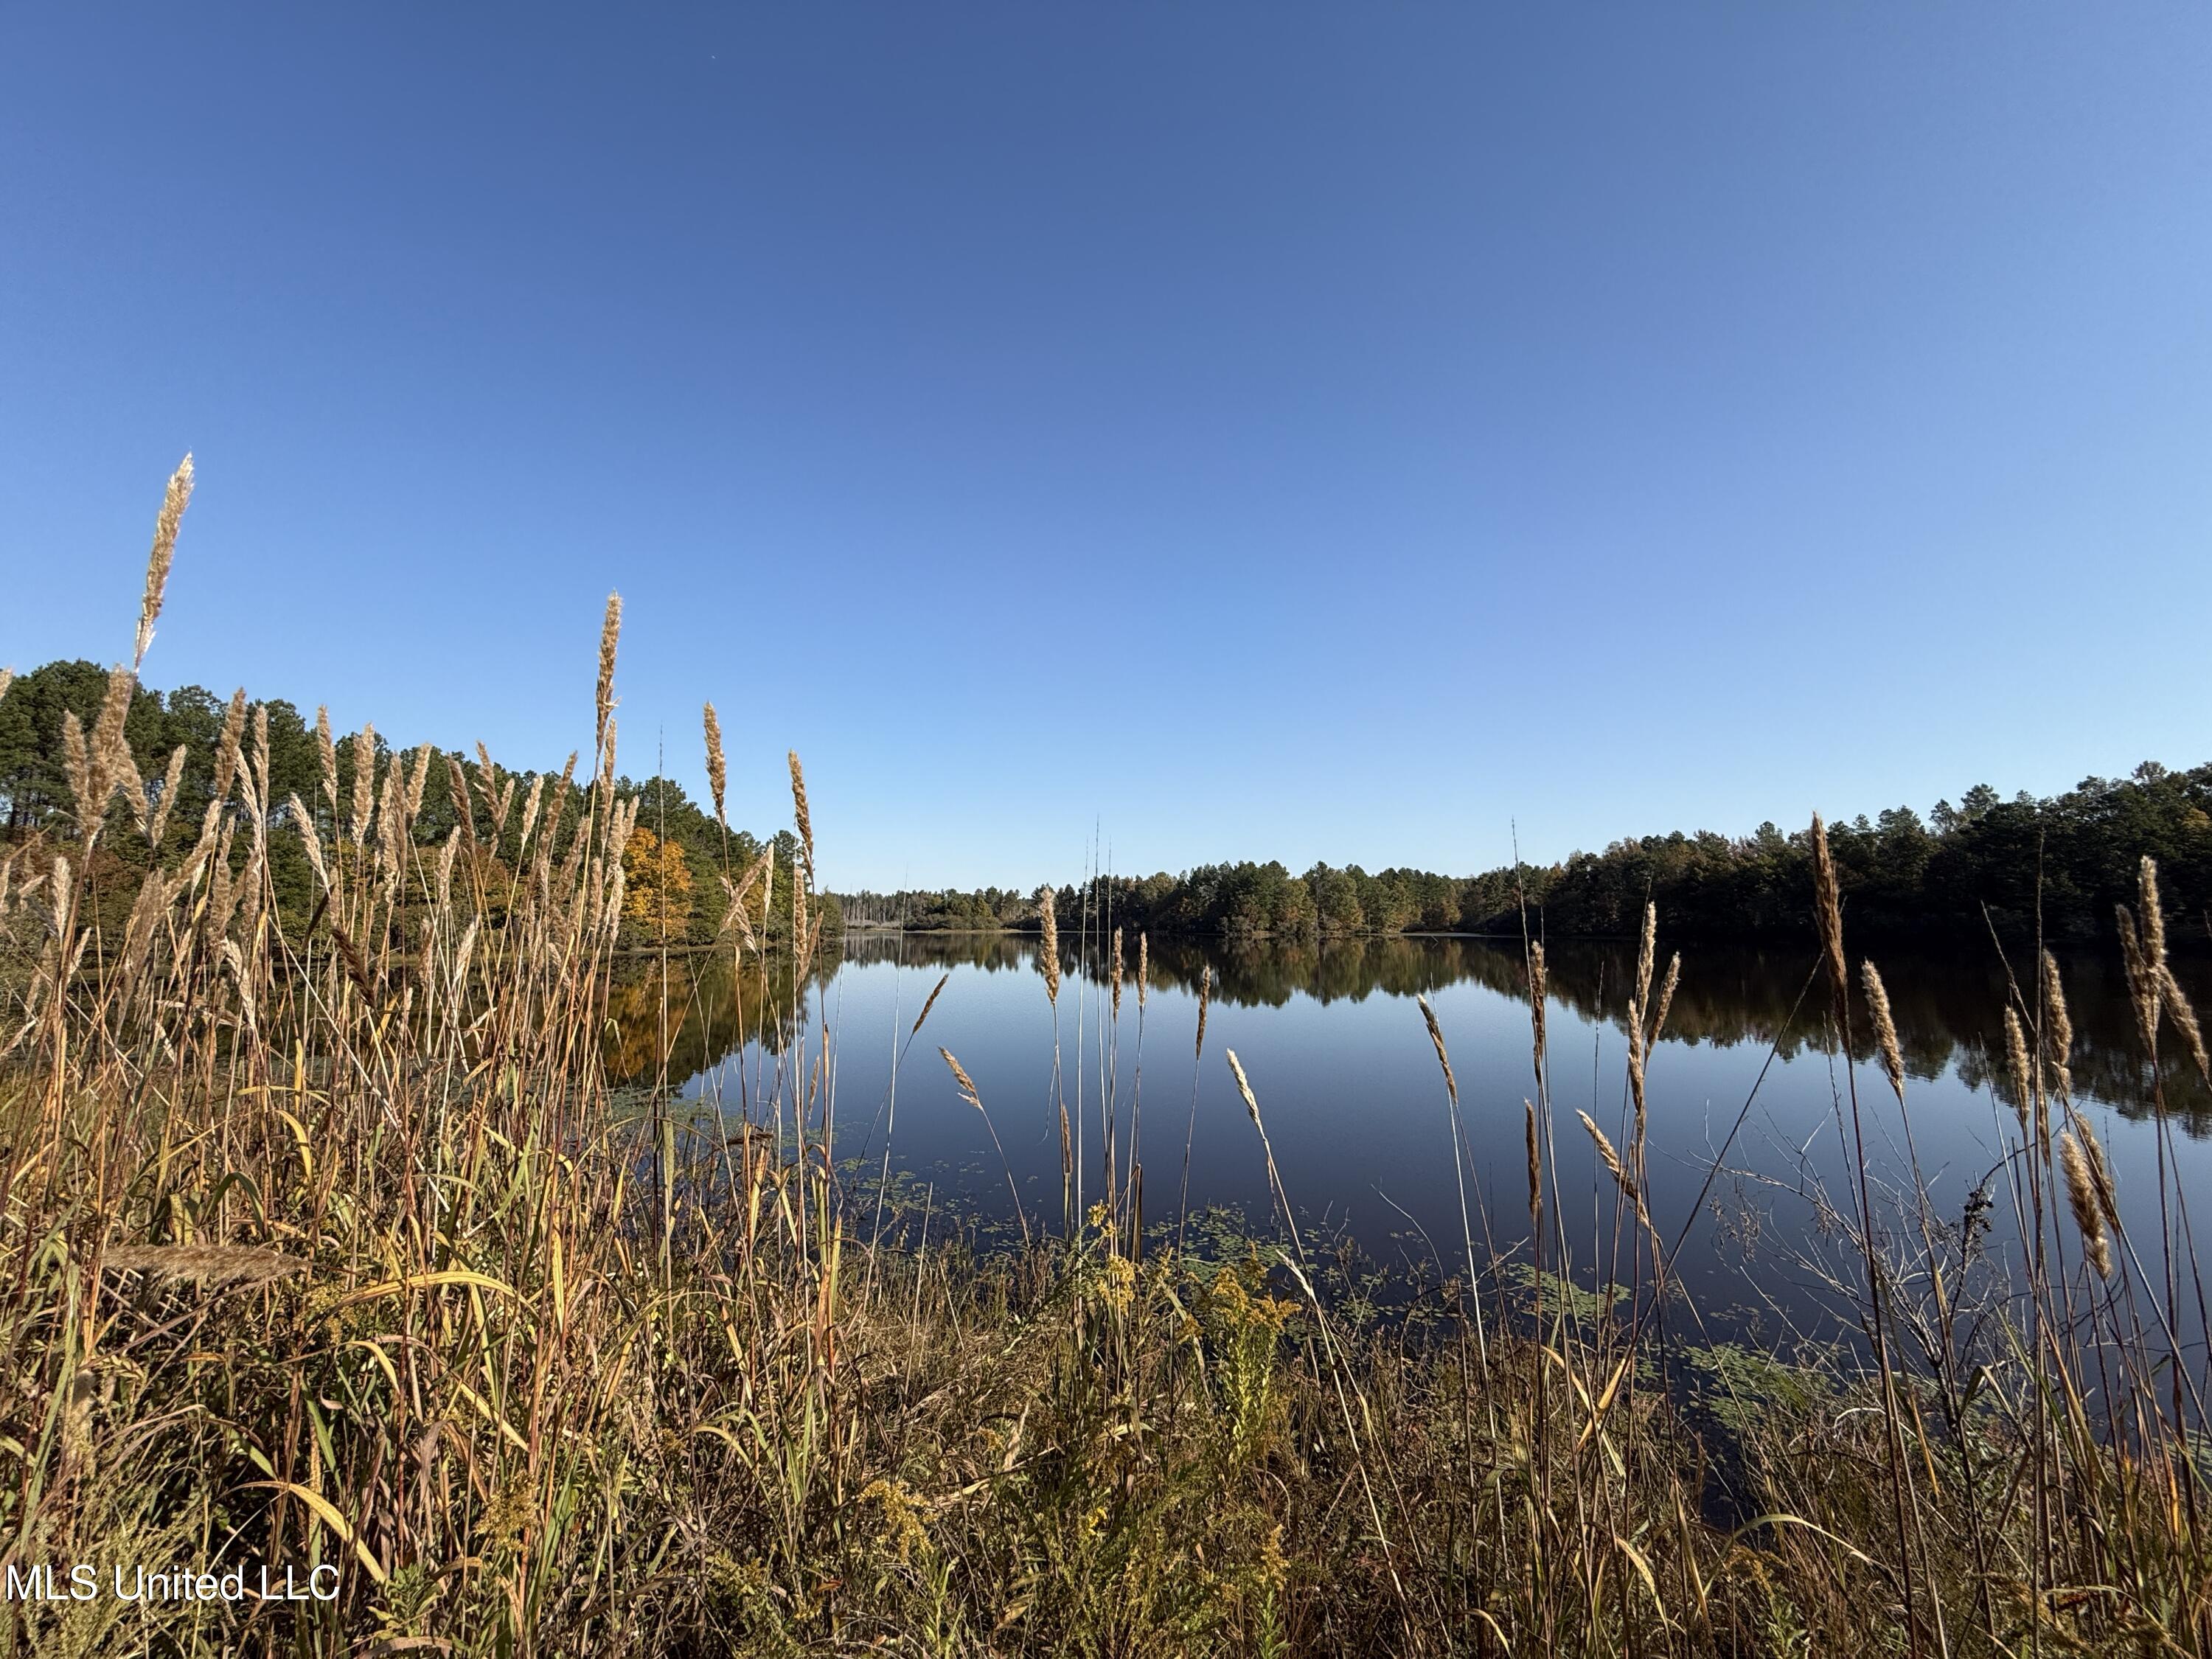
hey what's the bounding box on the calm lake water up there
[608,932,2212,1350]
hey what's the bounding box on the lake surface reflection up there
[608,932,2212,1346]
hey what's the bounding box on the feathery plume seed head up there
[2077,1116,2120,1231]
[1634,902,1658,1020]
[213,689,247,805]
[703,703,727,827]
[2139,856,2167,969]
[134,453,193,670]
[1648,951,1680,1049]
[60,711,93,823]
[1110,927,1124,1020]
[910,971,949,1040]
[1528,941,1548,1082]
[1138,932,1148,1011]
[786,751,813,875]
[406,743,433,818]
[2115,905,2162,1054]
[0,667,13,704]
[445,754,476,846]
[1417,995,1458,1106]
[90,664,139,818]
[104,1242,302,1287]
[1578,1110,1637,1203]
[595,593,622,751]
[1809,814,1849,1026]
[1037,886,1061,1006]
[2060,1132,2112,1279]
[315,707,338,812]
[2003,1006,2034,1137]
[1862,960,1906,1106]
[2157,964,2209,1084]
[349,726,376,846]
[1195,964,1211,1059]
[939,1046,982,1107]
[147,744,187,849]
[1226,1049,1262,1126]
[2040,950,2075,1103]
[1525,1100,1543,1228]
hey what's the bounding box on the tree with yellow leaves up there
[622,824,694,937]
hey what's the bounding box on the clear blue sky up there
[4,5,2208,889]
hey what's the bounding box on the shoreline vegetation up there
[7,660,2209,960]
[841,760,2212,945]
[4,465,2209,1655]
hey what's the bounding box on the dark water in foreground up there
[608,933,2212,1351]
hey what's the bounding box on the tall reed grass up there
[1,464,2206,1655]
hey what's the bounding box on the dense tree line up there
[839,762,2212,949]
[0,658,838,951]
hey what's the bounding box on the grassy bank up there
[2,465,2208,1656]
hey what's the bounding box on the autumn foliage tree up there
[622,824,694,937]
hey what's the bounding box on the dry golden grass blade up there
[133,452,193,670]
